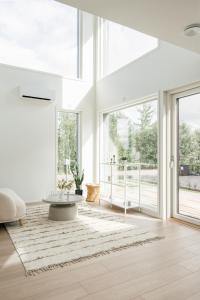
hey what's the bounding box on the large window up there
[57,111,79,182]
[0,0,80,78]
[103,101,158,164]
[101,100,158,213]
[99,19,158,78]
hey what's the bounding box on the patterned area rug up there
[6,205,164,275]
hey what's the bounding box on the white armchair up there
[0,188,26,224]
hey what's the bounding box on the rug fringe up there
[27,236,164,276]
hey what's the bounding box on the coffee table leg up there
[49,204,78,221]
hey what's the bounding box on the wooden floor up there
[0,203,200,300]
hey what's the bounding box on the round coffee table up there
[43,193,83,221]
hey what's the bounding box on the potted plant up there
[70,162,84,195]
[57,179,74,199]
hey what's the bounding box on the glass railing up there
[178,164,200,219]
[100,162,158,213]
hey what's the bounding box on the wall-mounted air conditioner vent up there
[19,86,55,103]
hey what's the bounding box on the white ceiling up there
[57,0,200,54]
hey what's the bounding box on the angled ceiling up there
[57,0,200,54]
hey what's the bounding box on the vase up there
[59,191,64,200]
[75,189,83,196]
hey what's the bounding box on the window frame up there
[98,93,160,218]
[0,3,82,79]
[55,108,81,187]
[77,9,82,79]
[170,87,200,225]
[97,17,158,79]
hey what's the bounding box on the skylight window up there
[99,19,158,78]
[0,0,79,78]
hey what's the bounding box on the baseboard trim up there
[170,217,200,230]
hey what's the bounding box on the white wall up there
[0,65,59,202]
[96,41,200,111]
[0,12,96,202]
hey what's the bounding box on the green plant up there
[57,179,74,191]
[70,163,84,190]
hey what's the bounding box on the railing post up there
[139,163,141,212]
[110,162,113,208]
[124,162,127,215]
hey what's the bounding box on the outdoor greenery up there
[108,102,200,174]
[179,123,200,172]
[57,112,78,176]
[57,105,200,182]
[109,103,158,164]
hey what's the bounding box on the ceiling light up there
[184,24,200,37]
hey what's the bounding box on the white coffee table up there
[43,193,83,221]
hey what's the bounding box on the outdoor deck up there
[101,180,200,220]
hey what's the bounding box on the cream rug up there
[6,205,163,275]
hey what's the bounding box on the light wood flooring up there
[0,203,200,300]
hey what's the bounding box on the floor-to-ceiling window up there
[98,18,158,78]
[0,0,80,78]
[57,111,79,185]
[101,100,158,214]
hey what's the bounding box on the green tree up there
[135,123,157,164]
[108,103,158,164]
[192,129,200,173]
[134,103,154,130]
[134,104,157,164]
[109,112,135,162]
[109,112,119,145]
[57,112,78,175]
[179,123,195,165]
[127,120,135,162]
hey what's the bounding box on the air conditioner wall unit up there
[19,85,55,102]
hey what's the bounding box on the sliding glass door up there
[172,89,200,223]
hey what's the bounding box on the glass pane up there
[111,164,125,206]
[100,163,111,199]
[178,93,200,219]
[101,19,158,77]
[0,0,78,78]
[57,111,78,183]
[126,164,140,207]
[102,100,158,213]
[140,163,158,211]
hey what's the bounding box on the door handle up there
[170,156,174,168]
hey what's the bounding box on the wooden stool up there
[86,184,100,202]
